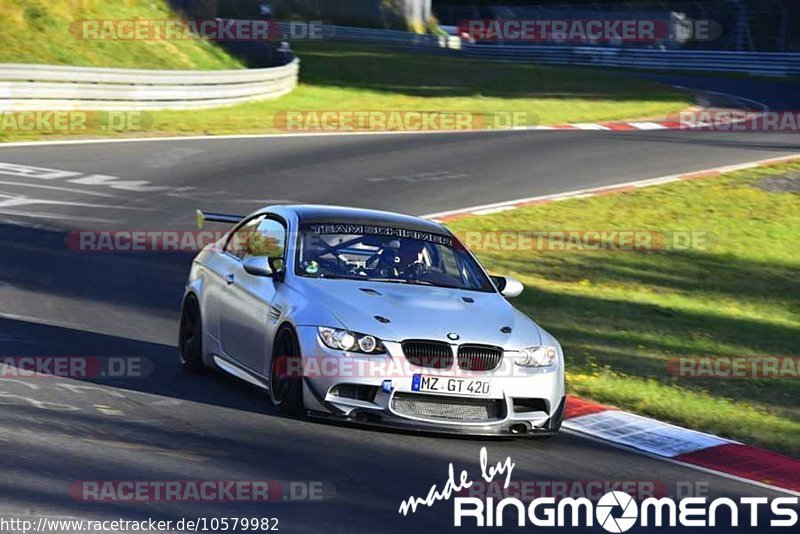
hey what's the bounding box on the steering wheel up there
[403,262,427,280]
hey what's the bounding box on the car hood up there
[291,278,542,348]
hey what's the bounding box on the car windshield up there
[295,223,495,292]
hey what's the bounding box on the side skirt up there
[212,355,270,391]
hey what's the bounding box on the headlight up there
[515,346,558,367]
[317,327,386,354]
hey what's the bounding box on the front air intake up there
[391,392,503,422]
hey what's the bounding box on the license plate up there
[411,374,491,397]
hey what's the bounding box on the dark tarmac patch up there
[756,172,800,194]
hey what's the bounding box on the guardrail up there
[461,44,800,76]
[0,58,299,111]
[317,23,799,76]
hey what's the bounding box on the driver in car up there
[372,239,425,279]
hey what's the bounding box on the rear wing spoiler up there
[196,209,244,229]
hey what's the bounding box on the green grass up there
[448,162,800,456]
[0,40,691,141]
[1,0,242,69]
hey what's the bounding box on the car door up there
[218,214,287,375]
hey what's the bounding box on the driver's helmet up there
[374,238,400,274]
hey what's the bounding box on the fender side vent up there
[359,288,381,295]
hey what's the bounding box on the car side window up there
[250,218,286,267]
[224,215,286,263]
[224,215,264,260]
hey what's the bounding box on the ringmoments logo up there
[398,448,799,529]
[595,491,638,532]
[452,491,799,529]
[452,493,799,529]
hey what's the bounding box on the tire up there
[269,325,303,415]
[178,295,205,372]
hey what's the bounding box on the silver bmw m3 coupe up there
[180,205,565,436]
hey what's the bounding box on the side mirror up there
[243,256,274,277]
[491,275,524,298]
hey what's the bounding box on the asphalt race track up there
[1,128,799,532]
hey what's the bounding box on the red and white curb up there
[563,396,800,496]
[524,121,681,131]
[521,112,764,132]
[424,153,800,222]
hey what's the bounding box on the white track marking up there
[471,206,516,216]
[67,174,169,192]
[0,162,270,200]
[0,196,151,213]
[422,153,800,220]
[572,123,612,130]
[95,405,125,416]
[0,209,115,222]
[0,162,81,179]
[55,383,126,398]
[0,128,513,148]
[150,398,183,407]
[0,392,79,411]
[0,379,40,390]
[0,194,129,210]
[627,121,669,130]
[0,180,117,197]
[0,313,95,333]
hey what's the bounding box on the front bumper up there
[307,392,566,437]
[295,326,566,437]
